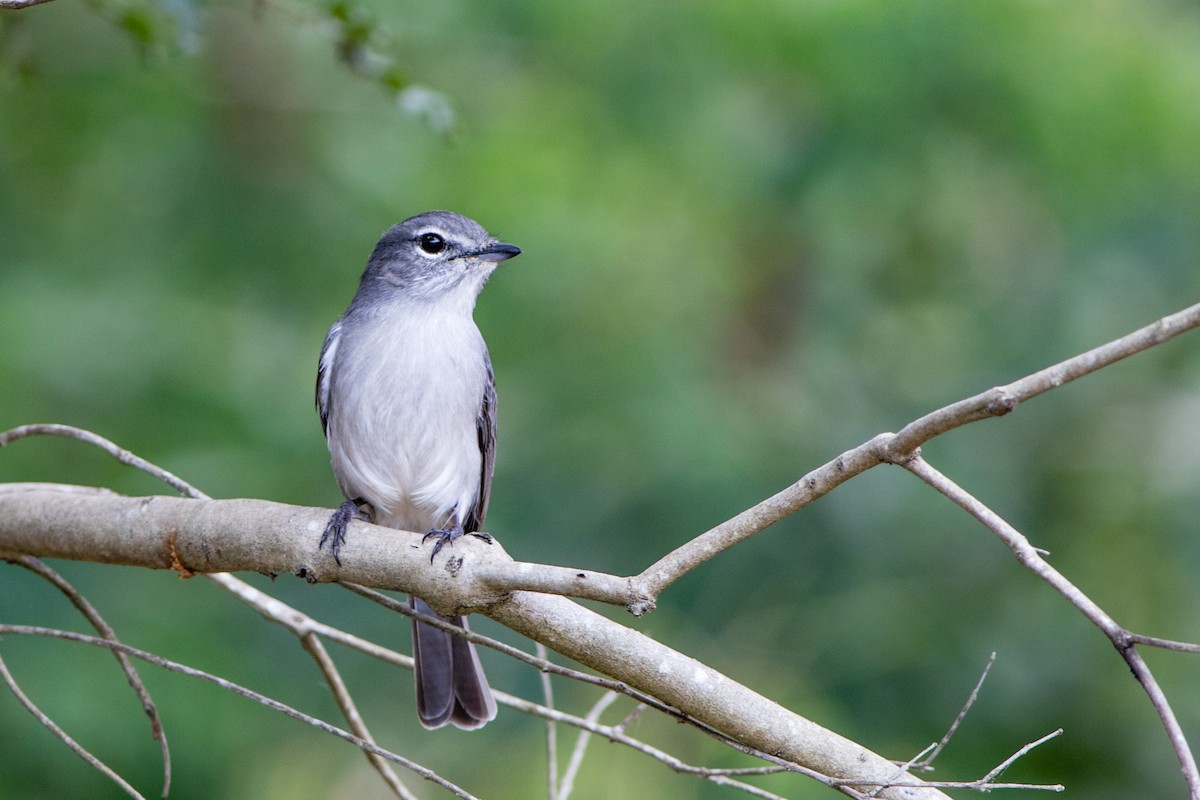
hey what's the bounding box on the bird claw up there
[320,498,368,566]
[423,525,492,562]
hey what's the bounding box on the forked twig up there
[206,572,414,799]
[904,455,1200,797]
[910,652,997,772]
[838,729,1063,794]
[981,729,1063,785]
[866,659,1057,798]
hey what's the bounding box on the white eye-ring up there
[417,232,446,255]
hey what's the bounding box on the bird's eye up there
[417,233,446,254]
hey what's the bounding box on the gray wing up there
[316,319,343,437]
[463,351,496,534]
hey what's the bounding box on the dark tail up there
[411,596,497,729]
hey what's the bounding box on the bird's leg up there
[320,497,368,566]
[422,524,493,562]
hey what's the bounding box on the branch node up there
[875,432,920,466]
[626,579,656,617]
[985,387,1019,416]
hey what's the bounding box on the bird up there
[315,210,521,729]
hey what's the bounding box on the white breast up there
[324,301,487,533]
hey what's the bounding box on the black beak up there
[472,242,522,262]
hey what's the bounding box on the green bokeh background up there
[2,0,1200,797]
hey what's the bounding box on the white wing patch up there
[316,319,343,434]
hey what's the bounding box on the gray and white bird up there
[316,210,520,729]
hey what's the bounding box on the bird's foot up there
[422,524,493,562]
[320,498,368,566]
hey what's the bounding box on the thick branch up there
[0,483,947,800]
[488,592,945,798]
[0,483,628,613]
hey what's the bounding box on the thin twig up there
[851,780,1062,793]
[903,456,1124,635]
[205,572,413,668]
[912,652,996,771]
[614,702,648,734]
[558,691,619,800]
[634,301,1200,602]
[1121,647,1200,799]
[904,455,1200,798]
[204,573,413,798]
[338,583,888,795]
[6,556,171,797]
[537,643,559,800]
[0,625,477,799]
[1126,633,1200,655]
[0,424,205,499]
[837,729,1064,793]
[300,631,415,800]
[0,652,146,799]
[338,582,682,715]
[498,693,794,800]
[981,729,1063,784]
[871,743,937,799]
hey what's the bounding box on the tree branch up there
[885,300,1200,455]
[210,571,801,799]
[5,298,1200,797]
[0,483,947,800]
[632,300,1200,605]
[903,455,1200,797]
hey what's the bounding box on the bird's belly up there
[333,433,481,532]
[326,316,486,532]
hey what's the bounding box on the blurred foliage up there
[2,0,1200,798]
